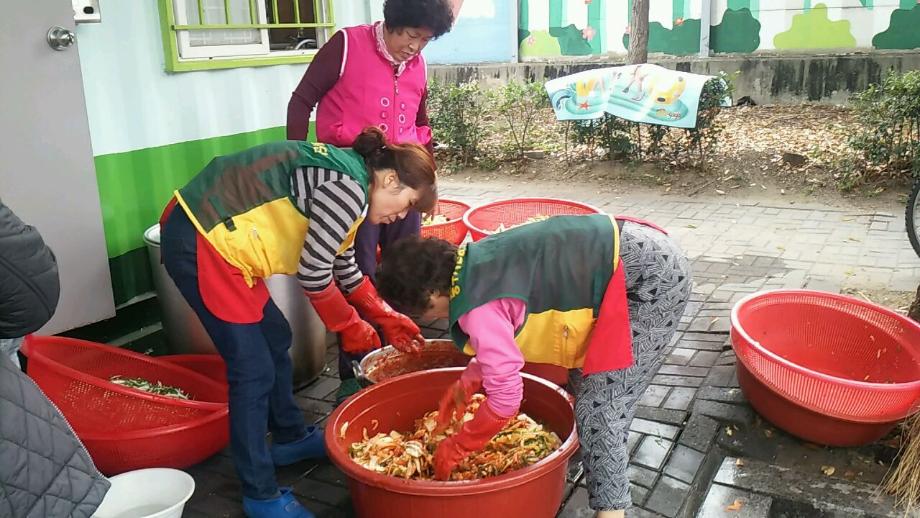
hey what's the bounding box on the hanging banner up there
[545,64,715,129]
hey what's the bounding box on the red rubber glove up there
[305,282,380,354]
[346,277,424,353]
[434,401,511,480]
[436,363,483,432]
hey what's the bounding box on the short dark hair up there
[383,0,454,38]
[376,236,457,317]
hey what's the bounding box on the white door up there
[0,1,115,333]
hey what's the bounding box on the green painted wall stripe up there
[95,125,287,259]
[97,123,316,303]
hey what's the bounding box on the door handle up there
[47,26,76,51]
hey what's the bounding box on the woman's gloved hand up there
[305,282,381,353]
[436,362,483,431]
[433,400,511,480]
[346,277,423,353]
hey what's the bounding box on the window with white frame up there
[164,0,335,67]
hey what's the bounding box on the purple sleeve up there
[286,31,345,141]
[457,298,527,418]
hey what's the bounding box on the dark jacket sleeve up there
[0,200,60,338]
[286,31,346,141]
[416,88,435,155]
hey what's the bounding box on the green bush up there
[848,70,920,178]
[488,79,549,159]
[568,115,638,160]
[427,79,486,165]
[566,71,735,166]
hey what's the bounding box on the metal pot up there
[143,224,327,388]
[353,339,471,386]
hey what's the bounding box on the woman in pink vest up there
[287,0,458,403]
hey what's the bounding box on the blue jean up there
[160,208,306,500]
[338,210,422,379]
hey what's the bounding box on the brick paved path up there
[183,177,920,518]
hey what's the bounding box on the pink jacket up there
[315,24,432,147]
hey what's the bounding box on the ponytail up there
[352,127,388,159]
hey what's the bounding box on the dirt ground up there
[435,104,915,212]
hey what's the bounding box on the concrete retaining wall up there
[429,51,920,104]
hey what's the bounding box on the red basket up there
[420,198,471,245]
[731,290,920,425]
[23,335,227,433]
[80,408,229,475]
[463,198,601,241]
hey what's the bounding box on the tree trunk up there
[628,0,650,64]
[909,283,920,323]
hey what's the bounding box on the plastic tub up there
[736,362,896,446]
[22,336,230,475]
[22,335,227,432]
[731,289,920,445]
[421,198,471,245]
[325,368,579,518]
[462,197,601,241]
[81,409,229,476]
[92,468,195,518]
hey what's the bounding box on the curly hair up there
[376,236,457,317]
[383,0,455,39]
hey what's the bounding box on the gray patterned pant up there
[568,221,692,511]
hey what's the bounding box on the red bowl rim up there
[462,197,602,237]
[78,407,229,441]
[324,367,579,495]
[23,335,228,411]
[730,289,920,392]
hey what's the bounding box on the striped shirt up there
[291,166,366,294]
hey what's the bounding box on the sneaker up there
[335,378,361,406]
[243,488,315,518]
[271,426,326,466]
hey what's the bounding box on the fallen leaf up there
[764,429,774,438]
[735,458,745,467]
[821,465,836,476]
[725,427,734,436]
[726,499,744,511]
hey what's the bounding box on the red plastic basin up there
[22,336,229,475]
[325,368,579,518]
[731,290,920,446]
[420,198,471,245]
[462,197,601,241]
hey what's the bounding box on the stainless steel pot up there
[353,339,471,386]
[144,224,327,388]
